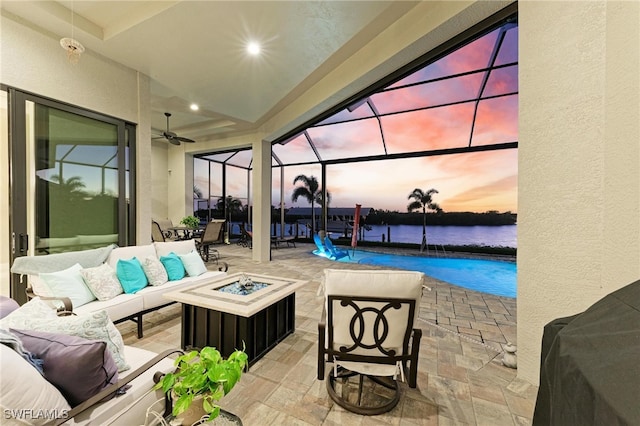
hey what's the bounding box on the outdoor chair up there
[238,223,252,248]
[195,219,225,262]
[317,269,424,415]
[324,235,350,260]
[151,220,165,242]
[313,233,328,256]
[154,218,177,240]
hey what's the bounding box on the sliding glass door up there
[7,88,135,302]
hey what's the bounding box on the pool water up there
[334,250,516,298]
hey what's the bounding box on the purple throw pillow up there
[0,296,20,319]
[11,328,119,407]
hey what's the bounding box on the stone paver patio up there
[119,243,537,425]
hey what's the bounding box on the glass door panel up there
[31,104,120,254]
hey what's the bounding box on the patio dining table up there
[167,226,202,240]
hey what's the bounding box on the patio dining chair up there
[151,220,165,242]
[317,269,423,415]
[195,220,225,262]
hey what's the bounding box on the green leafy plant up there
[155,346,248,421]
[180,215,200,229]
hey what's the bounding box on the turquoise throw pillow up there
[160,252,186,281]
[116,257,148,294]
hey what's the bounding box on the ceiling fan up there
[153,112,195,145]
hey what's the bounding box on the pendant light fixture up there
[59,1,85,64]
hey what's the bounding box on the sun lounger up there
[324,236,350,260]
[271,236,296,249]
[313,234,328,256]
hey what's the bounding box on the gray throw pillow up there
[11,328,119,407]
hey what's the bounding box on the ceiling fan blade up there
[176,136,196,143]
[168,138,181,146]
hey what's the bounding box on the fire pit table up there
[163,272,307,366]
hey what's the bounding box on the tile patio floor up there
[118,243,537,425]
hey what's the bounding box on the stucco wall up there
[518,1,640,384]
[0,14,152,251]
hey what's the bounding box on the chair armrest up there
[317,305,327,380]
[46,348,184,426]
[37,296,74,314]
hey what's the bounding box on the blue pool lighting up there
[317,249,516,298]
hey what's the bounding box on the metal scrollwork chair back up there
[317,269,423,415]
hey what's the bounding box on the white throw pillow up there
[141,255,169,286]
[0,344,71,426]
[39,263,96,308]
[0,301,129,372]
[80,263,124,301]
[178,251,207,277]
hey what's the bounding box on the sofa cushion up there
[116,258,148,294]
[0,344,71,426]
[71,346,176,425]
[159,252,186,281]
[141,255,169,286]
[178,250,207,277]
[107,244,156,270]
[39,263,96,308]
[80,263,123,301]
[73,294,143,324]
[11,328,118,407]
[0,300,129,372]
[154,239,197,257]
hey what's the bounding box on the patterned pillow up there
[0,301,129,372]
[0,298,58,327]
[80,263,123,301]
[141,255,169,286]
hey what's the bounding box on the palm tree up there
[291,174,330,235]
[407,188,442,252]
[49,175,88,199]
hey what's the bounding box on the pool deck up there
[119,242,537,425]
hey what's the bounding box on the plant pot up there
[173,394,242,426]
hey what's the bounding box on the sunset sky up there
[197,23,518,214]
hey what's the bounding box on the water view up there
[264,223,517,248]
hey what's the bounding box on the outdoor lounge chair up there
[317,269,424,414]
[324,236,350,260]
[271,235,296,249]
[313,233,328,256]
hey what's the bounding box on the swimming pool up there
[332,250,516,298]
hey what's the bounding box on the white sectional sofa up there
[0,296,179,426]
[11,239,227,338]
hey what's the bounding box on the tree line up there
[366,209,516,226]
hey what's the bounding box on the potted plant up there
[180,215,200,229]
[156,346,248,424]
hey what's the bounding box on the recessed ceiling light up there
[247,42,261,55]
[190,104,199,111]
